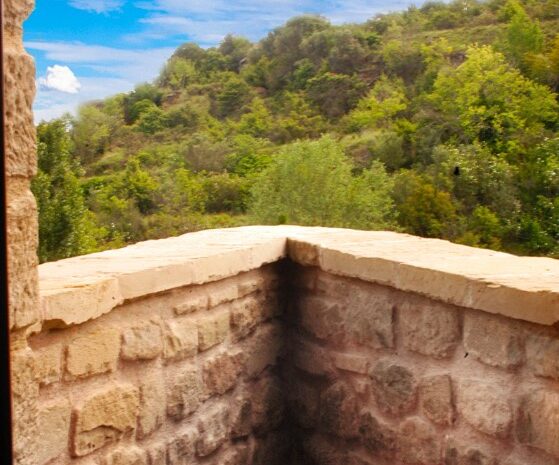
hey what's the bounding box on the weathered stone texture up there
[517,389,559,458]
[230,296,264,339]
[230,394,252,438]
[443,438,498,465]
[196,403,230,456]
[457,379,512,438]
[319,381,360,438]
[138,374,166,438]
[245,322,283,377]
[526,332,559,380]
[419,374,454,426]
[103,446,147,465]
[370,360,417,416]
[35,343,62,385]
[251,376,285,434]
[167,426,197,465]
[174,291,208,315]
[66,327,121,379]
[358,410,396,456]
[73,384,139,456]
[122,321,162,361]
[163,318,198,360]
[197,309,229,351]
[400,300,460,358]
[37,398,71,464]
[146,443,166,465]
[166,365,202,420]
[464,311,524,369]
[203,350,245,396]
[397,417,441,465]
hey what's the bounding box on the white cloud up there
[37,65,82,94]
[69,0,124,13]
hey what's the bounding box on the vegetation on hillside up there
[34,0,559,262]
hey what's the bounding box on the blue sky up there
[25,0,420,122]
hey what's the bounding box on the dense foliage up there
[34,0,559,262]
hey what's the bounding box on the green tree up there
[249,136,395,228]
[32,118,100,262]
[72,104,111,164]
[307,72,366,119]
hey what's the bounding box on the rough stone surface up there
[167,426,197,465]
[138,374,166,438]
[230,296,263,340]
[166,365,202,420]
[370,360,417,416]
[457,379,512,438]
[163,318,198,361]
[358,410,396,456]
[397,417,441,465]
[203,350,245,396]
[526,332,559,380]
[197,309,229,351]
[196,403,230,456]
[319,381,360,438]
[400,300,460,358]
[245,322,283,377]
[230,394,252,438]
[103,446,147,465]
[464,311,524,369]
[122,321,162,360]
[146,443,166,465]
[517,389,559,458]
[73,384,139,456]
[37,398,71,464]
[443,438,498,465]
[419,374,454,426]
[66,327,121,379]
[251,376,285,434]
[35,343,62,385]
[174,291,208,315]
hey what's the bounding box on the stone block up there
[457,379,512,438]
[245,322,283,377]
[166,365,201,420]
[138,374,166,438]
[319,381,360,438]
[517,389,559,458]
[251,376,285,434]
[358,410,396,456]
[332,352,370,374]
[174,290,209,315]
[66,327,121,380]
[36,398,71,464]
[230,394,252,438]
[230,296,263,340]
[216,445,250,465]
[397,418,440,465]
[464,311,524,369]
[203,350,245,396]
[370,360,417,416]
[103,447,147,465]
[163,318,198,361]
[197,308,229,351]
[122,321,162,360]
[526,332,559,380]
[443,438,498,465]
[208,281,239,307]
[73,384,139,456]
[196,402,230,457]
[35,344,62,386]
[292,337,335,377]
[419,374,454,426]
[147,443,166,465]
[400,299,460,359]
[167,426,197,465]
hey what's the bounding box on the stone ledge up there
[38,226,559,328]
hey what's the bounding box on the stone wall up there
[16,227,559,465]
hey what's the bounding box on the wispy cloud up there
[37,65,82,93]
[69,0,124,13]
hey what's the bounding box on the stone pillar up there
[4,0,40,464]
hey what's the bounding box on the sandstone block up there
[230,296,263,340]
[332,352,370,374]
[319,381,360,438]
[231,394,252,438]
[203,350,245,396]
[35,344,62,386]
[397,417,440,465]
[526,332,559,380]
[464,311,524,369]
[37,398,71,464]
[174,291,208,315]
[138,374,166,438]
[358,410,396,456]
[147,443,166,465]
[208,282,239,307]
[457,379,512,438]
[66,327,121,380]
[217,445,250,465]
[196,402,230,456]
[370,360,417,416]
[122,321,162,361]
[251,376,285,434]
[245,323,283,377]
[163,318,198,361]
[73,384,139,456]
[103,446,147,465]
[197,308,229,351]
[400,299,460,359]
[166,365,201,420]
[443,438,498,465]
[419,374,454,426]
[517,389,559,458]
[167,426,197,465]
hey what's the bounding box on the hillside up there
[34,0,559,262]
